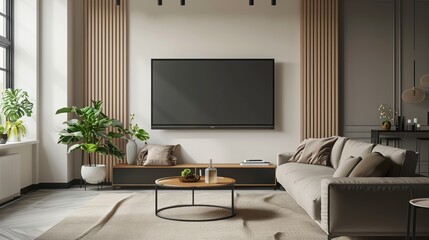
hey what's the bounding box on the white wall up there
[129,0,301,163]
[39,0,74,183]
[13,0,39,187]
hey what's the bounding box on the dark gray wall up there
[341,0,429,141]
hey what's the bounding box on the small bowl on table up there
[179,175,201,182]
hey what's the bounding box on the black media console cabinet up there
[112,163,276,188]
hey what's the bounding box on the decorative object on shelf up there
[407,119,412,130]
[402,0,426,104]
[56,100,125,187]
[378,104,396,130]
[240,159,271,166]
[179,168,200,182]
[124,113,149,165]
[1,89,34,142]
[0,125,7,144]
[205,159,217,184]
[381,121,391,131]
[396,116,405,131]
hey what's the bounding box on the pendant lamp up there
[402,0,426,103]
[420,74,429,87]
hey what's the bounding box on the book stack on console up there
[240,159,271,166]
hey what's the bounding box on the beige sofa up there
[276,137,429,239]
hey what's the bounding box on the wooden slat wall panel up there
[83,0,128,182]
[301,0,338,140]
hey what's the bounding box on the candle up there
[408,119,412,124]
[414,118,418,124]
[417,124,421,130]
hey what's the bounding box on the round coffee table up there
[407,198,429,239]
[155,176,236,222]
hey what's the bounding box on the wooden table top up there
[114,163,275,169]
[155,176,235,188]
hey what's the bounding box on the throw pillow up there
[137,144,178,166]
[289,139,308,162]
[333,156,362,177]
[297,137,338,166]
[144,144,174,166]
[348,152,391,177]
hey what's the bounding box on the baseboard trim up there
[38,179,80,189]
[20,184,39,195]
[21,179,113,192]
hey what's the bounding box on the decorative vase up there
[126,139,137,165]
[381,121,391,130]
[205,159,217,184]
[8,132,21,142]
[81,164,106,184]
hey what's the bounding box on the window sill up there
[0,140,39,150]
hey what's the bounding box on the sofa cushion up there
[330,137,348,169]
[372,145,416,177]
[349,152,391,177]
[293,174,333,221]
[339,140,374,164]
[289,139,307,162]
[297,137,337,166]
[333,156,362,177]
[276,163,334,221]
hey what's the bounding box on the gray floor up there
[0,187,423,240]
[0,186,118,240]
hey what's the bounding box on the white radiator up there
[0,154,21,204]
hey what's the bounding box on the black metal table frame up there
[406,200,429,240]
[155,184,236,222]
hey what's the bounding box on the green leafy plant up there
[56,100,125,166]
[125,113,149,142]
[181,168,192,177]
[1,89,33,122]
[0,125,4,134]
[1,89,34,140]
[5,120,25,137]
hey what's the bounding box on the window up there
[0,0,12,92]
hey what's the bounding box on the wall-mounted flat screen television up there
[151,59,274,129]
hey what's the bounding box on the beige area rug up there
[37,190,329,240]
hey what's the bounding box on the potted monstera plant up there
[56,100,125,185]
[1,89,34,142]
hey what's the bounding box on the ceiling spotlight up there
[249,0,254,6]
[272,0,276,5]
[181,0,185,5]
[116,0,120,6]
[158,0,162,5]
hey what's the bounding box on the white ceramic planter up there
[81,164,106,184]
[126,139,137,165]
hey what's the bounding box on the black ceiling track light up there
[116,0,120,6]
[156,0,276,6]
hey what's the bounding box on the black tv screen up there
[151,59,274,129]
